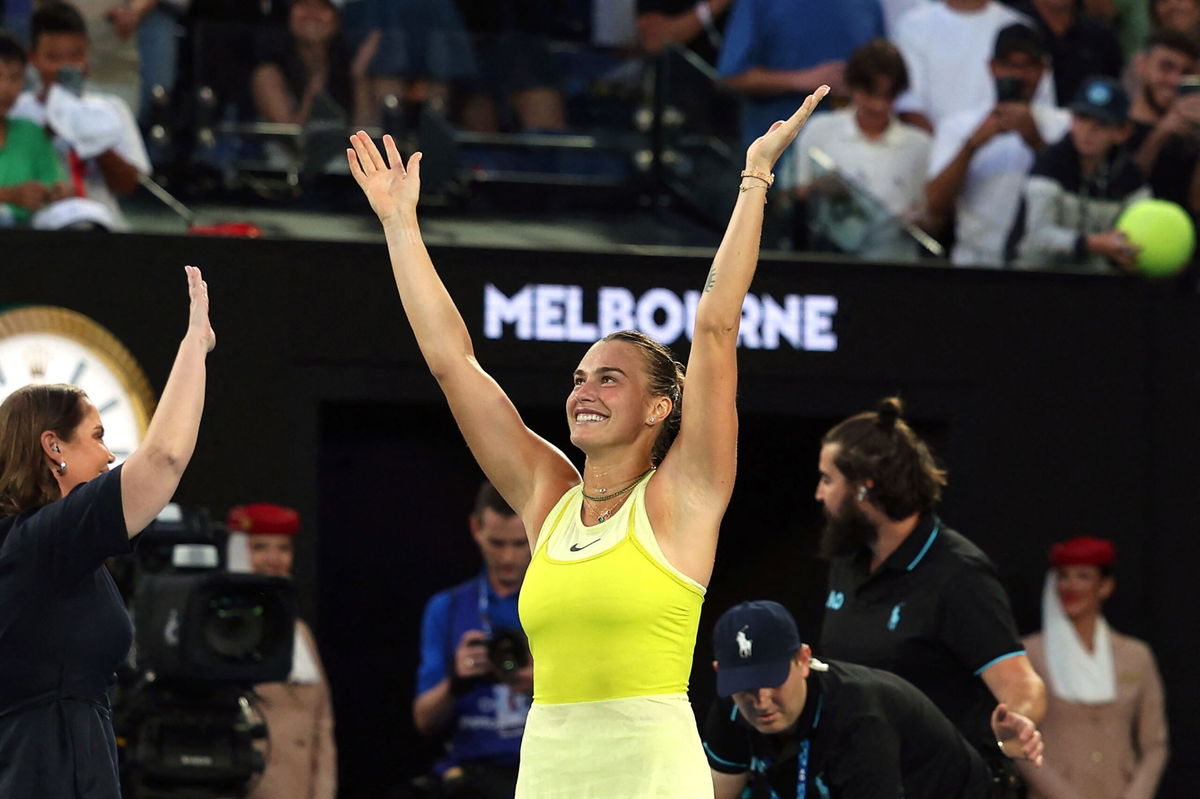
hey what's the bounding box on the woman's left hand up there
[745,85,829,174]
[184,265,216,353]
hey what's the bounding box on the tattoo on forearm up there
[704,265,718,293]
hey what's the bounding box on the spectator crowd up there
[3,0,1200,272]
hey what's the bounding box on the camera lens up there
[487,629,528,675]
[204,591,268,660]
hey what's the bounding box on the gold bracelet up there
[740,169,775,187]
[739,181,769,204]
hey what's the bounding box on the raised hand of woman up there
[184,265,215,353]
[744,85,830,174]
[347,131,422,223]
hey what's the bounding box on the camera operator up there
[414,481,532,799]
[227,502,337,799]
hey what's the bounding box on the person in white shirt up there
[793,39,932,261]
[892,0,1056,131]
[881,0,929,37]
[12,1,150,231]
[925,23,1071,267]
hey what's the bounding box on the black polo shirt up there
[703,660,991,799]
[818,514,1023,753]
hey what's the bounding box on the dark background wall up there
[1,230,1195,797]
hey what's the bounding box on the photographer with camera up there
[227,502,337,799]
[0,266,214,798]
[414,481,532,799]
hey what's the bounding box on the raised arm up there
[347,133,578,539]
[653,88,827,576]
[120,266,213,536]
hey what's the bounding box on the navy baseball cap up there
[1069,76,1129,125]
[713,601,802,697]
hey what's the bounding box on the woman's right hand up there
[185,265,216,352]
[347,131,422,223]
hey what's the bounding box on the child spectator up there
[11,1,150,230]
[793,39,932,260]
[1009,76,1149,271]
[0,30,68,227]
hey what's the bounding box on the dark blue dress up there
[0,466,133,798]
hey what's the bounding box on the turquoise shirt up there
[0,118,65,224]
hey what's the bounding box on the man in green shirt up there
[0,31,68,226]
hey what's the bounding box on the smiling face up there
[567,339,664,456]
[247,534,294,578]
[1056,564,1113,621]
[1138,43,1195,113]
[51,397,114,494]
[730,648,811,735]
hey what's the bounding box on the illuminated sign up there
[483,284,838,352]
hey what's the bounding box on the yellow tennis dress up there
[515,472,712,798]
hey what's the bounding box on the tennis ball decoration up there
[1115,199,1196,278]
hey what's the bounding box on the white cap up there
[31,197,118,231]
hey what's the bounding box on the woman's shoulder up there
[1109,628,1158,664]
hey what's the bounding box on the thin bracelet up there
[739,181,769,203]
[740,169,775,187]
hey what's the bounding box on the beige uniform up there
[248,621,337,799]
[1019,630,1168,799]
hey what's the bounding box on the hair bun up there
[876,396,904,432]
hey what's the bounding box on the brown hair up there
[600,330,685,466]
[1144,27,1200,60]
[472,479,515,519]
[822,397,947,521]
[846,39,909,98]
[0,384,87,516]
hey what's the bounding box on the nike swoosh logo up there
[569,538,602,552]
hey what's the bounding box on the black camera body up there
[134,571,296,684]
[117,506,298,799]
[486,628,529,678]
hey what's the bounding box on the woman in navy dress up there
[0,266,216,798]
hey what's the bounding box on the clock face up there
[0,307,155,465]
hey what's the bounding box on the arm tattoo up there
[704,264,718,293]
